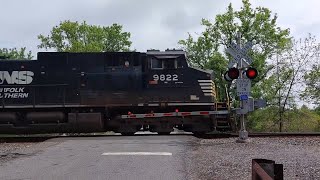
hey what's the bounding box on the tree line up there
[0,21,132,59]
[1,0,319,132]
[178,0,319,132]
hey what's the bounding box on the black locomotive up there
[0,49,233,135]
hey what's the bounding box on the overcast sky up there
[1,0,320,57]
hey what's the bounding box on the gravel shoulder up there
[186,137,320,180]
[0,141,61,165]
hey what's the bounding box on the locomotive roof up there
[146,50,186,60]
[0,50,188,61]
[146,51,186,55]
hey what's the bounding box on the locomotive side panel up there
[0,53,73,107]
[0,60,43,107]
[68,52,144,106]
[37,52,71,105]
[67,52,105,105]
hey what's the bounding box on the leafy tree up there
[302,64,320,105]
[247,106,320,132]
[286,106,320,132]
[247,107,278,132]
[315,106,320,116]
[178,0,291,101]
[0,47,33,60]
[38,20,132,52]
[276,35,318,131]
[204,52,228,101]
[250,34,320,132]
[179,33,228,101]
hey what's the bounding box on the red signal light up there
[224,68,239,81]
[228,68,240,79]
[245,67,258,79]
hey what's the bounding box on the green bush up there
[247,106,320,132]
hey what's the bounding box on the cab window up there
[151,58,163,69]
[163,59,176,69]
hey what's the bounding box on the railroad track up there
[197,132,320,139]
[0,132,190,143]
[1,132,320,143]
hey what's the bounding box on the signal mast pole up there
[236,32,249,142]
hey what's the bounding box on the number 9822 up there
[153,74,178,81]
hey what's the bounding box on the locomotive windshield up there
[150,57,163,69]
[163,59,176,69]
[150,57,177,70]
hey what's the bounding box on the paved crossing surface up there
[0,135,196,180]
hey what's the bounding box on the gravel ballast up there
[186,137,320,180]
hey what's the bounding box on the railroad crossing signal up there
[224,38,258,98]
[224,36,261,115]
[225,33,265,142]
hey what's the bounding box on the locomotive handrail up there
[121,110,230,119]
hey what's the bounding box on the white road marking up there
[101,152,172,156]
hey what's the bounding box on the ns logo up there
[0,71,34,85]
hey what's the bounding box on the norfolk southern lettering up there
[0,71,33,99]
[0,71,34,84]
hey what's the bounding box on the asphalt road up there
[0,135,196,180]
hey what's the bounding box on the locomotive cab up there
[143,49,216,104]
[145,49,187,87]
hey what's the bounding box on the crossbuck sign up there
[226,41,253,68]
